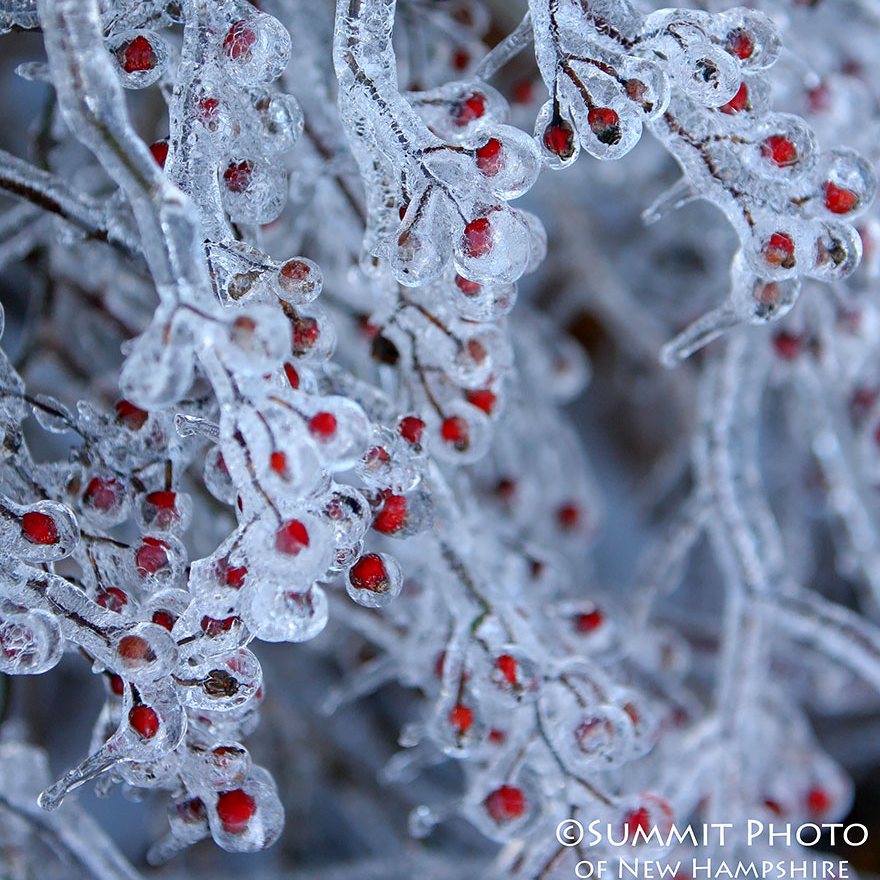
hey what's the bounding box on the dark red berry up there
[806,787,832,816]
[275,519,310,555]
[495,654,517,685]
[151,609,176,631]
[223,160,254,194]
[149,141,169,167]
[454,274,481,296]
[84,476,123,512]
[485,785,526,823]
[96,587,128,613]
[762,232,796,268]
[624,806,651,836]
[575,608,604,633]
[399,416,425,444]
[466,389,496,415]
[216,789,256,834]
[349,553,389,592]
[761,136,798,167]
[145,491,179,528]
[201,615,238,637]
[373,493,407,534]
[115,399,148,431]
[223,20,257,60]
[720,82,749,115]
[136,537,170,577]
[543,119,575,158]
[557,502,580,530]
[129,705,159,739]
[283,362,300,389]
[824,181,858,214]
[726,29,754,60]
[118,35,156,73]
[21,511,59,545]
[109,673,125,696]
[440,415,470,451]
[588,107,621,145]
[308,411,337,439]
[453,92,485,126]
[463,218,492,258]
[772,331,802,360]
[449,703,474,733]
[475,138,503,176]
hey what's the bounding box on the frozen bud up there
[431,403,492,465]
[469,126,541,200]
[221,159,288,225]
[0,608,64,675]
[243,582,329,643]
[274,257,323,304]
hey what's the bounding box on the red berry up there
[129,705,159,739]
[198,97,220,124]
[588,107,621,145]
[149,141,169,167]
[575,608,604,633]
[308,411,338,439]
[115,399,148,431]
[557,502,580,530]
[117,635,155,664]
[624,806,651,836]
[109,673,125,696]
[223,20,257,60]
[440,415,470,451]
[761,135,798,167]
[449,703,474,733]
[454,274,482,296]
[216,789,256,834]
[373,493,407,534]
[83,476,123,512]
[488,728,506,744]
[484,785,526,823]
[720,82,749,115]
[280,259,311,284]
[145,491,178,528]
[201,615,238,637]
[96,587,128,613]
[463,218,492,258]
[806,787,832,816]
[151,609,176,631]
[275,519,310,555]
[223,160,254,194]
[453,92,485,126]
[466,389,496,415]
[349,553,389,592]
[283,362,300,389]
[269,451,288,476]
[824,181,858,214]
[21,511,59,545]
[451,48,470,71]
[762,232,796,268]
[118,35,156,73]
[726,28,754,60]
[543,119,575,158]
[495,654,517,685]
[292,315,320,354]
[772,331,802,360]
[475,138,504,176]
[136,537,170,577]
[399,416,425,444]
[225,563,248,589]
[511,79,534,104]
